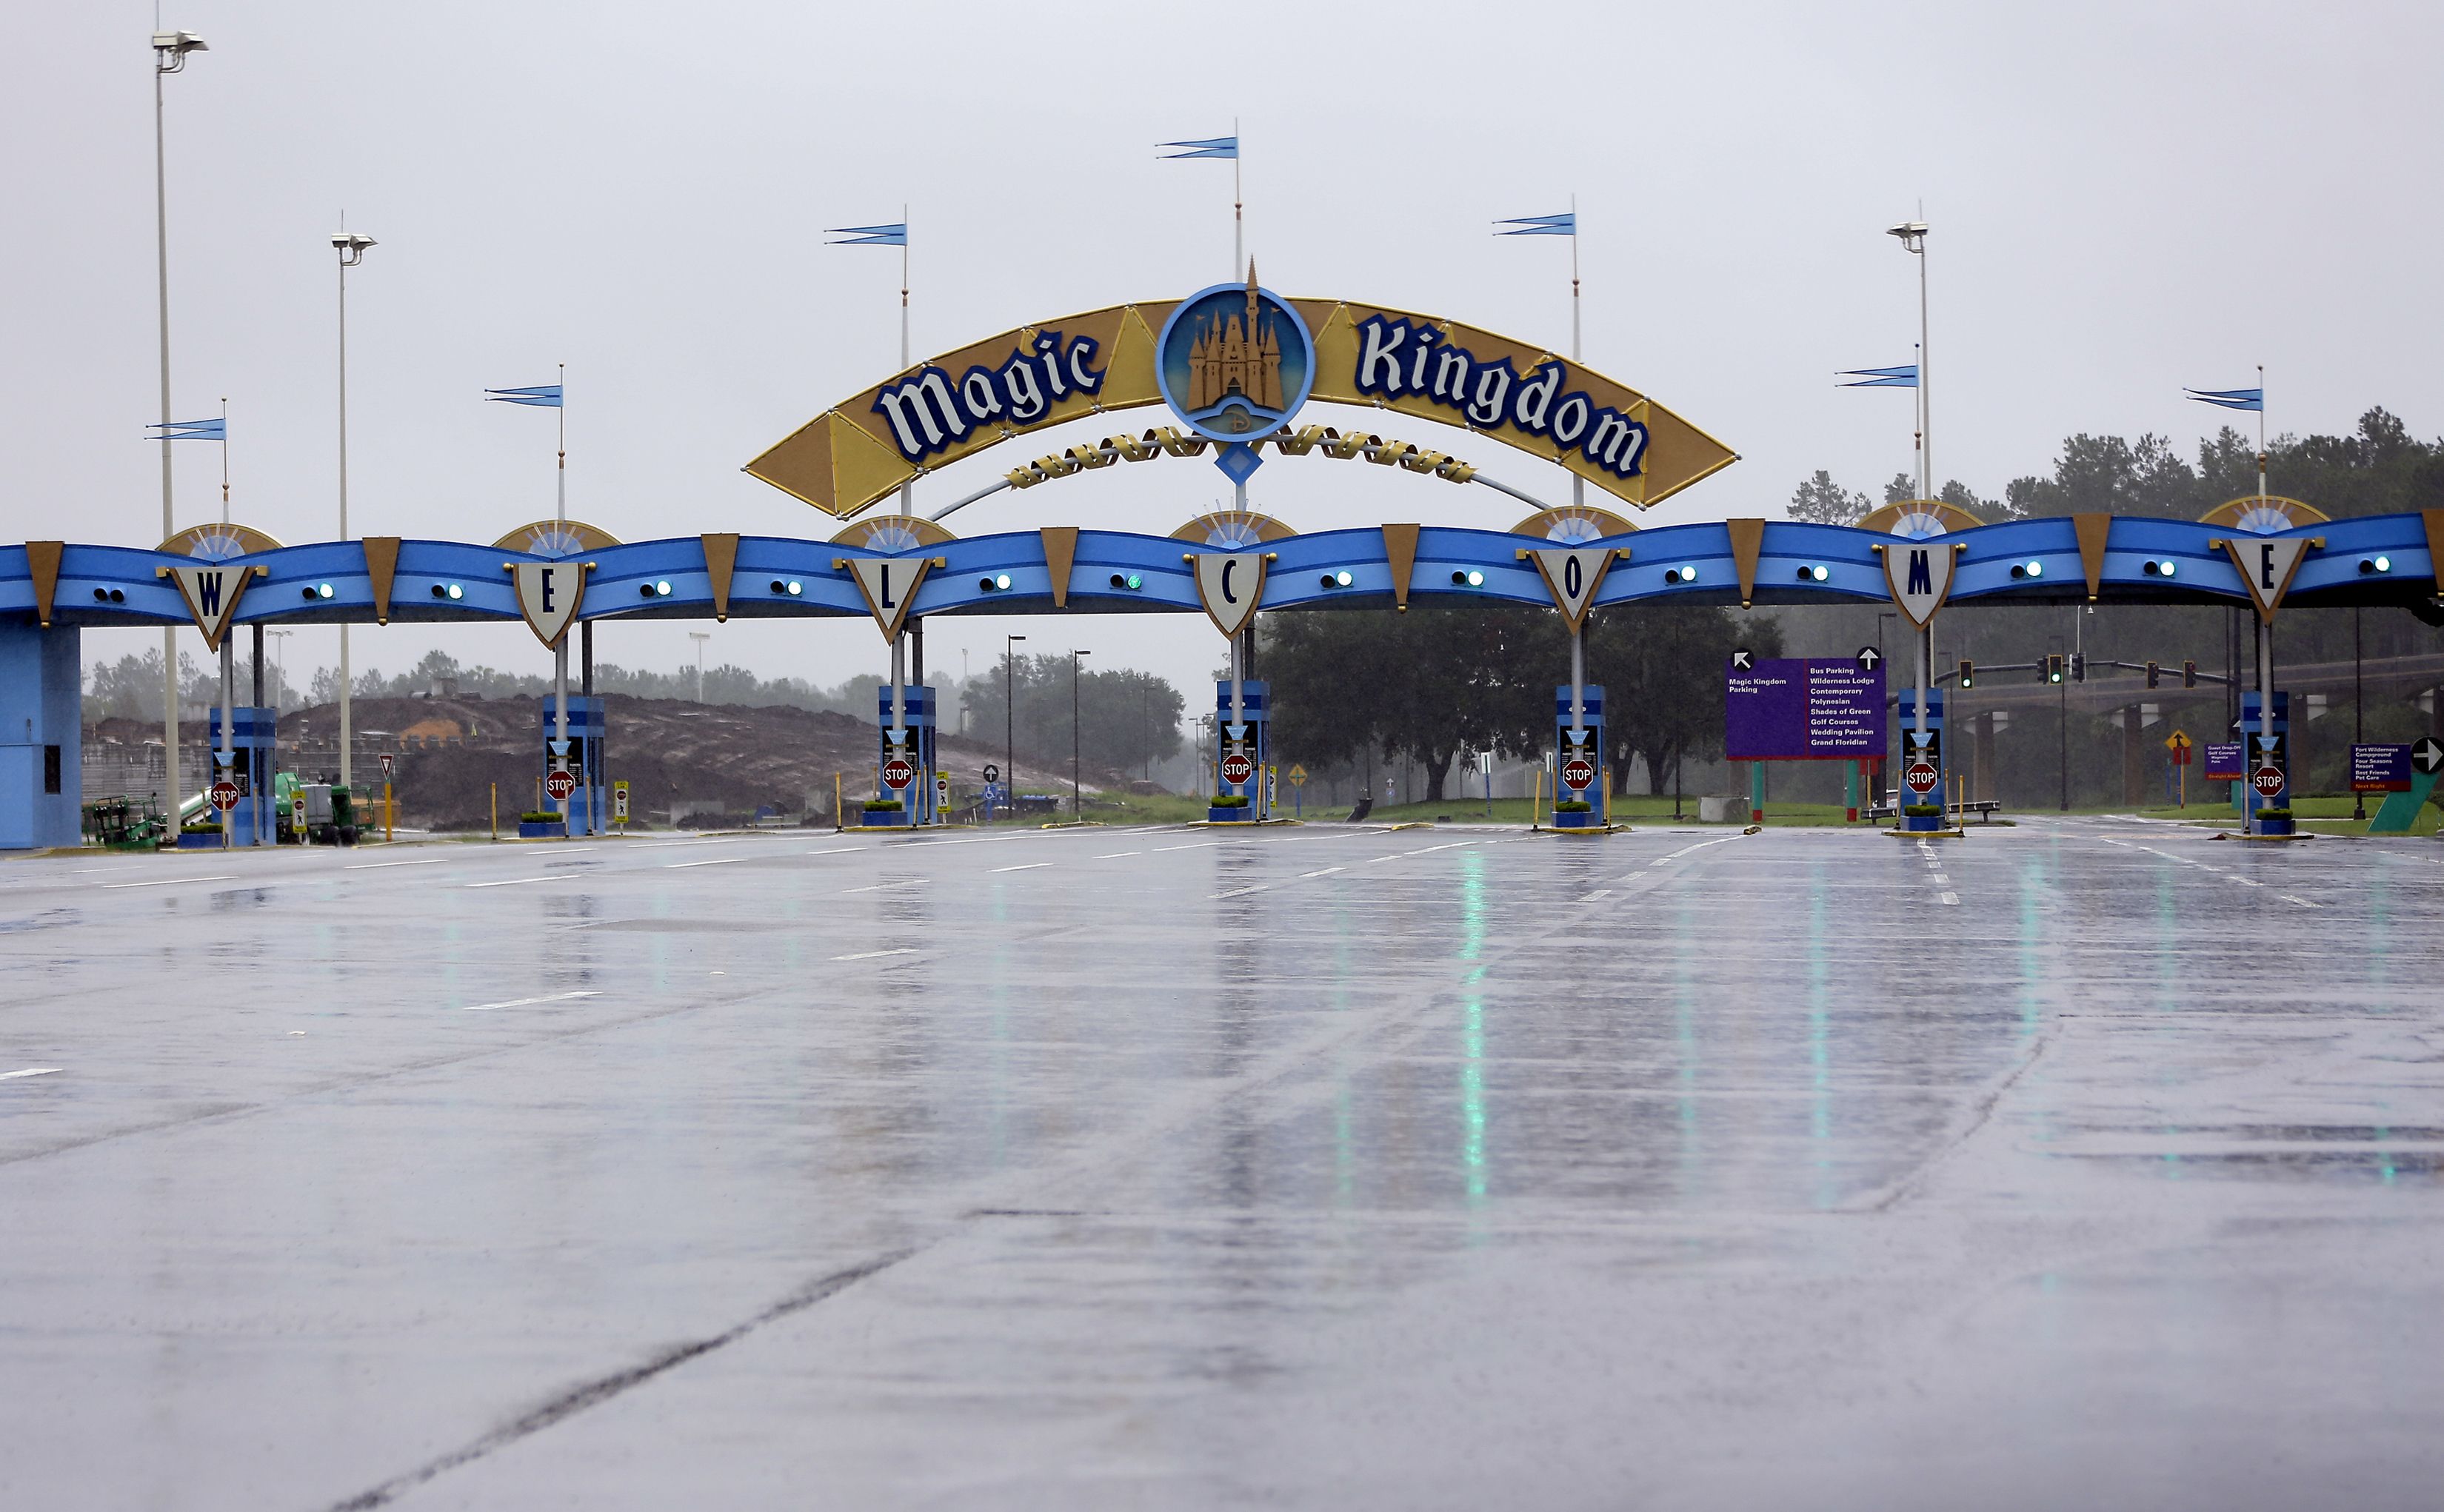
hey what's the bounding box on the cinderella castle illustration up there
[1185,264,1286,418]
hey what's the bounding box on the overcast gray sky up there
[7,1,2440,716]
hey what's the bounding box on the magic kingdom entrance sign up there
[745,281,1737,519]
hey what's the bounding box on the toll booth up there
[1552,683,1606,824]
[1214,680,1271,819]
[2236,691,2289,823]
[0,622,80,851]
[1897,689,1947,816]
[875,686,939,825]
[206,706,278,846]
[537,695,608,835]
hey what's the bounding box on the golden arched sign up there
[747,297,1736,520]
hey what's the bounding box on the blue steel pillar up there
[875,685,938,825]
[1214,680,1270,819]
[538,695,608,835]
[1899,689,1947,820]
[1553,683,1606,826]
[207,706,278,846]
[0,622,81,851]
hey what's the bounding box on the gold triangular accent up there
[1726,519,1765,608]
[26,541,63,628]
[1380,523,1420,609]
[362,537,401,625]
[701,533,740,622]
[1039,526,1079,609]
[2072,514,2112,601]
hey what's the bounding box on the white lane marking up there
[1211,885,1265,898]
[804,846,867,855]
[1365,854,1406,863]
[633,837,747,850]
[2231,876,2264,888]
[344,857,451,871]
[1301,866,1346,878]
[101,874,237,889]
[466,874,579,889]
[70,867,113,873]
[666,855,752,869]
[841,879,928,894]
[993,863,1051,873]
[523,846,592,854]
[461,990,598,1011]
[0,1067,63,1081]
[2277,894,2321,908]
[1153,842,1220,852]
[831,948,918,961]
[1648,834,1743,867]
[1577,889,1613,903]
[1939,892,1960,906]
[1093,852,1142,860]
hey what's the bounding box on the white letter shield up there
[510,560,590,648]
[160,562,262,652]
[1526,547,1620,630]
[2219,535,2315,624]
[1882,541,1960,629]
[1193,552,1269,639]
[840,555,938,641]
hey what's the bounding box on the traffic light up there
[2046,655,2065,683]
[2183,659,2197,689]
[1958,658,1974,689]
[2071,653,2087,683]
[2146,660,2160,689]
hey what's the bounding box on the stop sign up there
[209,780,240,812]
[2251,764,2286,797]
[544,769,577,801]
[1904,761,1939,795]
[1220,752,1255,786]
[1560,756,1595,792]
[881,756,915,791]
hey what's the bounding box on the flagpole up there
[218,395,230,525]
[1232,117,1243,279]
[2257,362,2273,835]
[555,362,566,525]
[1569,193,1583,509]
[893,206,909,755]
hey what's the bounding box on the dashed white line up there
[1577,889,1613,903]
[841,879,928,894]
[831,948,918,961]
[2277,894,2321,908]
[992,863,1050,873]
[101,874,237,889]
[1093,852,1142,860]
[633,837,747,851]
[665,855,751,869]
[344,857,451,871]
[804,846,867,856]
[1153,842,1220,852]
[467,874,580,889]
[1301,866,1346,879]
[0,1067,62,1081]
[461,990,598,1011]
[1647,834,1743,867]
[1211,885,1266,898]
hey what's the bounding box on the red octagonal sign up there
[2251,764,2285,797]
[544,769,577,801]
[1220,752,1255,786]
[1904,761,1939,795]
[1560,757,1596,792]
[881,757,915,791]
[209,780,240,811]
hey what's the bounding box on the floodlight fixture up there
[153,31,208,72]
[1887,221,1928,255]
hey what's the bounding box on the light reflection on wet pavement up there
[1,817,2438,1509]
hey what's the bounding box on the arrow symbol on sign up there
[1731,648,1754,672]
[2414,737,2444,775]
[1857,646,1883,672]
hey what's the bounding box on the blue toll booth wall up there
[206,706,278,846]
[1897,689,1948,814]
[0,622,79,850]
[2237,691,2290,820]
[1214,680,1271,818]
[875,686,938,825]
[1553,683,1607,821]
[536,696,608,835]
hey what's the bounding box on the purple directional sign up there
[2351,743,2412,793]
[1726,658,1886,760]
[2202,742,2246,781]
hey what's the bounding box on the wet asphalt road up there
[1,817,2440,1511]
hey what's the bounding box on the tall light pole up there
[332,229,375,792]
[1070,649,1091,818]
[1887,217,1934,781]
[153,26,207,824]
[267,629,292,709]
[1004,634,1026,817]
[689,632,711,703]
